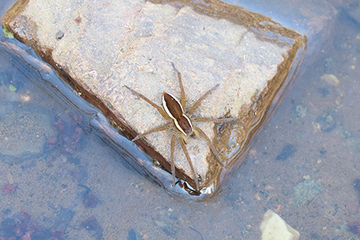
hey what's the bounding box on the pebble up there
[260,210,300,240]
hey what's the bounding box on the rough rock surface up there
[3,0,305,194]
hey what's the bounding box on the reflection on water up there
[1,0,360,239]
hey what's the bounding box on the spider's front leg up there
[177,134,200,191]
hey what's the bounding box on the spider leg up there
[193,126,226,167]
[188,84,220,116]
[171,62,186,109]
[124,85,172,121]
[192,117,238,123]
[132,123,172,141]
[180,133,189,144]
[178,135,199,191]
[170,133,176,186]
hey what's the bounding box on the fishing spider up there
[125,63,235,191]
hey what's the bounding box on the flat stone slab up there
[2,0,305,197]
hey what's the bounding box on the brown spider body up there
[125,63,236,191]
[162,92,193,136]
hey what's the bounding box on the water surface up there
[1,0,360,239]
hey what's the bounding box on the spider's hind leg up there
[171,63,186,109]
[124,85,172,121]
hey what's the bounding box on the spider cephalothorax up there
[125,63,236,191]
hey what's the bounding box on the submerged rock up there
[0,102,54,163]
[260,210,300,240]
[293,179,322,207]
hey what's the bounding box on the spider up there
[125,63,236,191]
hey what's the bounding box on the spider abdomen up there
[162,92,193,135]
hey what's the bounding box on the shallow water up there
[1,0,360,239]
